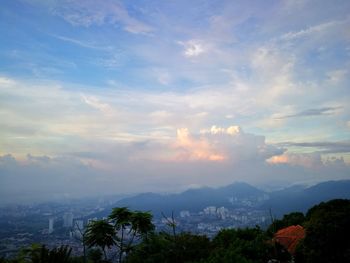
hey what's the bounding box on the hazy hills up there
[95,180,350,219]
[262,180,350,216]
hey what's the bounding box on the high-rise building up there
[63,212,74,227]
[203,206,217,216]
[48,218,54,234]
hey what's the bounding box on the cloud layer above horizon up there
[0,0,350,204]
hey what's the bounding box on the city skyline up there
[0,0,350,204]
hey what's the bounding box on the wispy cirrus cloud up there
[81,95,114,115]
[280,19,349,41]
[274,106,343,119]
[52,34,111,50]
[277,141,350,154]
[45,0,153,34]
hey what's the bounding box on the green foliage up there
[87,248,103,263]
[126,227,290,263]
[85,220,116,261]
[130,211,154,238]
[11,244,72,263]
[204,227,282,263]
[4,200,350,263]
[80,207,155,262]
[109,208,133,231]
[125,232,211,263]
[108,207,155,262]
[295,199,350,263]
[267,212,305,235]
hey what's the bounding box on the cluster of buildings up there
[0,197,271,259]
[0,199,111,259]
[165,206,269,237]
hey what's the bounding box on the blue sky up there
[0,0,350,203]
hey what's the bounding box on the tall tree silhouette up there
[109,207,154,262]
[85,220,116,261]
[18,244,72,263]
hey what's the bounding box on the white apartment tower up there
[63,212,74,227]
[48,218,54,234]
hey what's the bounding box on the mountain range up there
[94,180,350,219]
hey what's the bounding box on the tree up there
[16,244,72,263]
[85,220,116,261]
[87,248,103,263]
[109,207,132,262]
[108,207,154,262]
[125,232,211,263]
[295,199,350,263]
[72,221,88,263]
[267,212,305,235]
[205,227,289,263]
[130,211,154,237]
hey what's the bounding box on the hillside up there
[92,180,350,219]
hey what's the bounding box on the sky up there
[0,0,350,204]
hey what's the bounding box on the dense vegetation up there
[1,199,349,263]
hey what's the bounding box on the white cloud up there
[250,46,297,105]
[280,20,343,41]
[179,40,206,57]
[81,95,113,115]
[327,69,348,84]
[200,125,241,135]
[0,76,16,87]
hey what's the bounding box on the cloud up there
[81,95,114,115]
[152,68,172,85]
[1,144,349,205]
[173,126,284,163]
[48,0,153,34]
[274,106,342,119]
[250,46,297,105]
[0,153,102,204]
[179,40,206,57]
[327,69,348,84]
[2,0,350,204]
[267,152,350,173]
[277,141,350,154]
[174,128,225,161]
[52,34,110,50]
[267,152,323,169]
[200,125,241,135]
[0,76,16,86]
[280,20,345,41]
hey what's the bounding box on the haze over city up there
[1,0,350,204]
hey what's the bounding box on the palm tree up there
[108,208,154,262]
[85,220,116,261]
[109,207,132,262]
[130,211,154,240]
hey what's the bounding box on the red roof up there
[274,225,305,254]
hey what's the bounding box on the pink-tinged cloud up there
[267,153,323,169]
[172,126,283,163]
[174,128,226,161]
